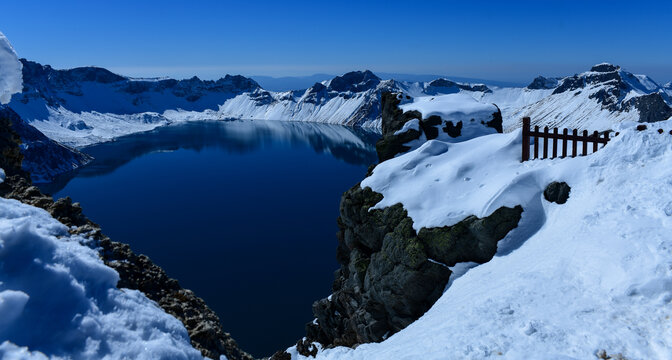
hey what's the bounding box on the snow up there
[295,120,672,359]
[399,93,496,122]
[393,119,420,135]
[0,32,22,105]
[0,187,204,359]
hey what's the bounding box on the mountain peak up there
[526,76,559,90]
[590,63,620,73]
[327,70,381,93]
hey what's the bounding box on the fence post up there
[552,128,558,159]
[542,126,549,159]
[522,117,530,162]
[562,128,568,158]
[534,125,539,159]
[572,129,578,157]
[592,131,599,153]
[604,131,610,147]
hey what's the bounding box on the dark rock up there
[420,115,442,140]
[426,79,492,94]
[591,63,619,72]
[526,76,559,90]
[636,124,648,131]
[375,93,423,161]
[296,338,318,357]
[442,121,463,138]
[543,182,571,204]
[328,70,381,93]
[270,350,292,360]
[418,206,524,265]
[487,105,504,133]
[623,93,672,123]
[305,185,523,349]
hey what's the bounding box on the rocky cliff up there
[294,93,522,356]
[0,110,253,360]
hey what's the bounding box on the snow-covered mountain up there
[503,63,672,131]
[9,60,671,149]
[3,60,669,148]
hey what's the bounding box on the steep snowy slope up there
[504,64,672,131]
[290,118,672,360]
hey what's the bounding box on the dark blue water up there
[41,120,379,357]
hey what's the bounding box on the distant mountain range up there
[252,73,525,92]
[6,59,672,182]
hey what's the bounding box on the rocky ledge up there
[0,111,253,360]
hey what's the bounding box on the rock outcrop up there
[375,92,503,162]
[0,110,253,360]
[303,185,523,350]
[526,76,559,90]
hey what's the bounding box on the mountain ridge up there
[7,60,672,149]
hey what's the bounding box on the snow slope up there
[0,32,23,106]
[0,170,206,360]
[0,32,22,105]
[290,121,672,359]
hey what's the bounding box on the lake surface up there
[40,120,379,357]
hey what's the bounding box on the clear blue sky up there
[2,0,671,83]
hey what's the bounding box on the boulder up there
[543,181,571,204]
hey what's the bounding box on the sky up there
[2,0,671,84]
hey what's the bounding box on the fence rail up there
[521,117,610,162]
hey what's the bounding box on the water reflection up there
[41,120,380,194]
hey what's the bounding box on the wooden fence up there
[521,117,610,162]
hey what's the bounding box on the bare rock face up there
[302,185,523,351]
[0,111,253,360]
[623,93,672,123]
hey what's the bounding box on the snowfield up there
[0,170,206,360]
[288,119,672,360]
[0,32,21,105]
